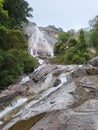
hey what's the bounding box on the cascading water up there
[0,63,79,130]
[0,98,28,119]
[0,24,85,130]
[26,25,54,58]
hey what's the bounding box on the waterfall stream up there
[0,24,84,130]
[0,61,80,130]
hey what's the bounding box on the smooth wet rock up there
[31,65,58,82]
[86,66,98,75]
[71,66,88,78]
[30,109,98,130]
[1,62,98,130]
[75,99,98,112]
[79,76,98,89]
[89,56,98,67]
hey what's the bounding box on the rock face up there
[24,23,59,58]
[1,58,98,130]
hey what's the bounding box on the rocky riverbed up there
[0,57,98,130]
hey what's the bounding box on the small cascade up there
[0,24,89,130]
[0,98,28,119]
[11,72,69,118]
[20,76,29,84]
[0,62,85,130]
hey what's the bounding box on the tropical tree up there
[89,29,98,51]
[78,30,86,50]
[3,0,33,28]
[0,0,9,26]
[0,0,38,89]
[58,31,69,43]
[89,15,98,30]
[67,37,78,46]
[67,29,75,37]
[89,15,98,51]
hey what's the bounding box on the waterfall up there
[0,24,85,130]
[26,25,54,58]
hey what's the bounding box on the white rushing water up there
[20,76,29,84]
[16,72,68,116]
[0,23,86,130]
[0,121,3,125]
[28,26,54,57]
[21,75,76,118]
[0,98,28,119]
[38,59,45,65]
[40,73,68,98]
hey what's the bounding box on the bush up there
[72,54,86,64]
[83,52,90,61]
[53,44,90,65]
[67,37,78,46]
[1,29,27,50]
[9,49,37,73]
[0,49,37,88]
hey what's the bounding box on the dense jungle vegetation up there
[52,15,98,64]
[1,0,98,89]
[0,0,37,88]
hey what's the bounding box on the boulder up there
[86,66,98,75]
[77,76,98,89]
[89,56,98,67]
[30,65,58,82]
[70,66,88,78]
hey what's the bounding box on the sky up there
[26,0,98,31]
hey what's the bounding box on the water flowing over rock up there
[24,23,58,58]
[1,60,98,130]
[1,23,98,129]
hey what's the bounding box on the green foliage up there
[54,31,69,56]
[53,29,90,65]
[0,49,37,88]
[58,31,69,43]
[3,0,33,28]
[67,37,78,46]
[7,29,27,50]
[89,29,98,51]
[67,29,75,37]
[89,15,98,30]
[9,49,37,73]
[0,50,21,87]
[0,0,37,89]
[89,15,98,53]
[0,0,9,26]
[47,25,63,32]
[54,42,66,55]
[50,54,67,64]
[78,30,86,50]
[0,25,8,49]
[0,28,27,50]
